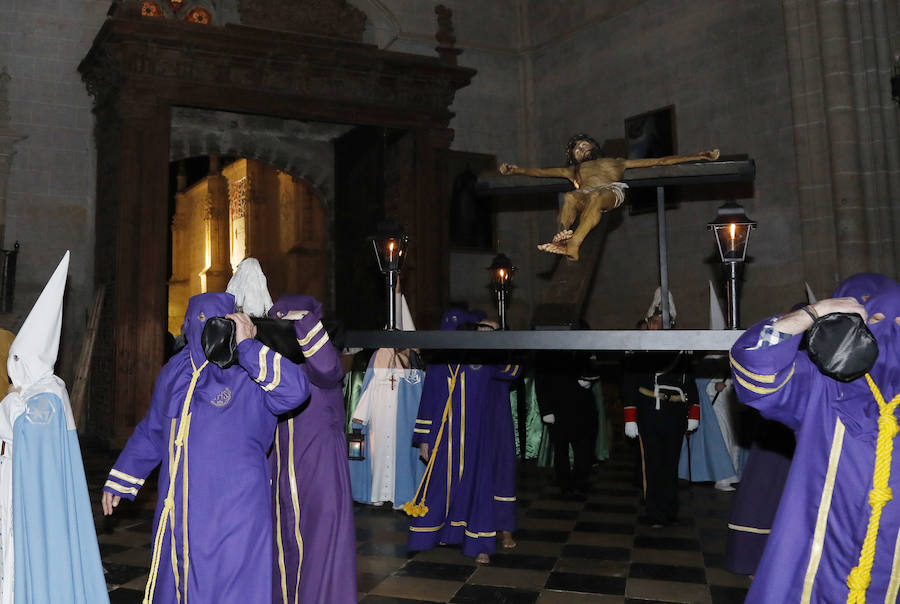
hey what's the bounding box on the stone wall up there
[1,0,110,384]
[2,0,896,380]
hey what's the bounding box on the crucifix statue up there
[499,134,719,260]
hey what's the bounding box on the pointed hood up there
[184,292,235,363]
[805,282,818,304]
[8,252,69,388]
[708,281,726,330]
[396,293,416,331]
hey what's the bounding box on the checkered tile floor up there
[85,444,751,603]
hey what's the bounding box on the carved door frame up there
[80,14,473,445]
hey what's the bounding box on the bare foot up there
[476,553,490,564]
[501,531,517,549]
[552,229,573,243]
[537,241,579,260]
[538,242,565,255]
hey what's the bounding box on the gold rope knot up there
[878,413,899,438]
[847,566,870,592]
[163,497,175,510]
[869,486,893,508]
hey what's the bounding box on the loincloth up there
[577,181,628,206]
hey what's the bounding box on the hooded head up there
[440,308,469,331]
[226,258,273,318]
[268,295,322,322]
[8,252,69,389]
[184,293,235,362]
[832,273,897,303]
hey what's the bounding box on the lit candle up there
[729,223,736,252]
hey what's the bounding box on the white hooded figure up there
[0,252,109,604]
[226,257,273,318]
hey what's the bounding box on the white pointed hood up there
[395,292,416,331]
[8,251,69,389]
[709,281,726,330]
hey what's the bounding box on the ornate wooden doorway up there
[79,4,473,445]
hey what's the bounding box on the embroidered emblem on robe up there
[210,387,233,408]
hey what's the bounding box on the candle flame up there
[499,268,506,280]
[729,223,736,239]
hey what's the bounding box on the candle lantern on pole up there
[369,220,409,331]
[707,202,756,329]
[486,253,515,330]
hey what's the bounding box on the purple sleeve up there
[103,368,172,501]
[412,366,445,448]
[293,315,344,387]
[730,318,815,431]
[237,338,311,415]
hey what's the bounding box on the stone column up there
[202,155,232,293]
[168,162,190,333]
[783,0,900,287]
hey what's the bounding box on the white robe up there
[709,379,743,479]
[352,366,422,504]
[0,392,25,604]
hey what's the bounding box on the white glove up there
[625,421,639,439]
[687,418,699,432]
[577,379,591,389]
[542,414,556,424]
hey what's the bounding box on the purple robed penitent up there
[731,275,900,603]
[408,360,521,558]
[267,295,357,604]
[103,293,310,604]
[490,377,518,532]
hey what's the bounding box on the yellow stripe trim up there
[413,428,430,434]
[298,322,324,346]
[256,346,268,382]
[415,419,433,424]
[465,530,497,538]
[459,372,465,481]
[494,495,516,502]
[729,353,777,383]
[104,480,138,496]
[303,333,330,357]
[410,523,445,533]
[262,353,283,391]
[727,523,770,535]
[734,364,795,395]
[801,418,845,604]
[885,527,900,603]
[274,424,288,604]
[182,412,191,604]
[168,420,180,604]
[110,468,146,486]
[288,417,302,604]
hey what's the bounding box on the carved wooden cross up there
[390,374,396,390]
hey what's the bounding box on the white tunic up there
[0,392,25,604]
[352,366,421,505]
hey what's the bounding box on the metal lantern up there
[347,427,365,461]
[369,220,409,330]
[707,202,757,329]
[486,253,516,330]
